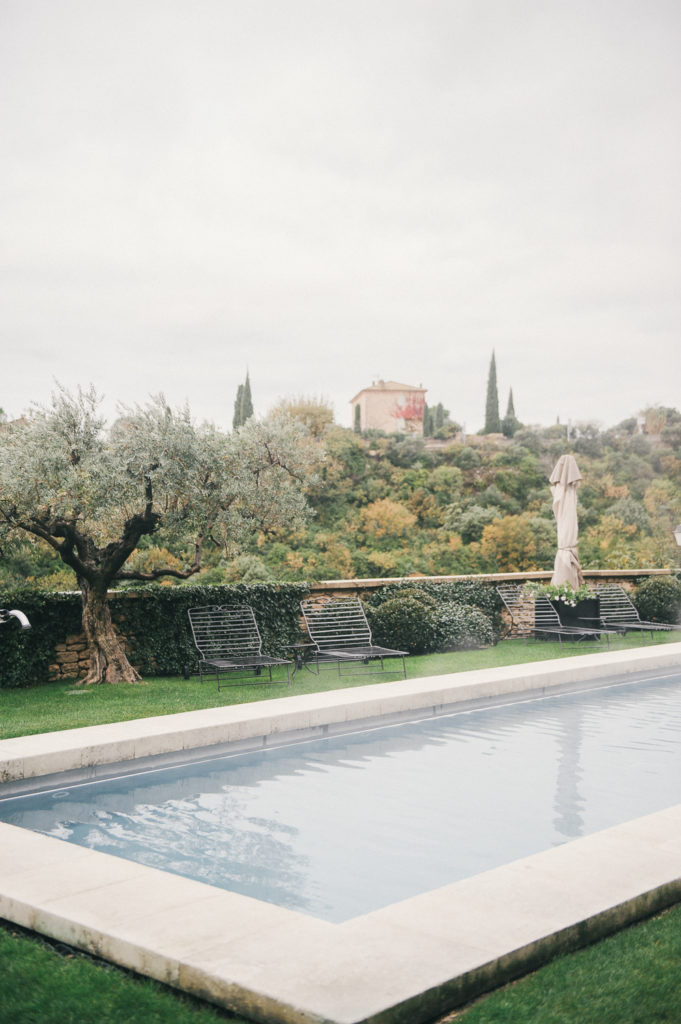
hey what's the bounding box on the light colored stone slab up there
[0,822,96,876]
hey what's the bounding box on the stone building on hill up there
[350,380,427,435]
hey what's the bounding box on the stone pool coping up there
[1,641,681,1024]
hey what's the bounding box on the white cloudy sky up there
[2,0,680,432]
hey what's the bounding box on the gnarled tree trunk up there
[78,578,142,685]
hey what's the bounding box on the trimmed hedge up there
[634,575,681,625]
[0,589,82,689]
[366,591,440,654]
[0,583,311,688]
[364,580,502,635]
[435,603,494,650]
[364,582,498,653]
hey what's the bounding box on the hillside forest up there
[1,405,680,591]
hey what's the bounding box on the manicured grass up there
[1,631,678,740]
[449,902,681,1024]
[0,919,247,1024]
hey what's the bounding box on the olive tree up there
[0,386,320,685]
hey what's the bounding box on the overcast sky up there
[2,0,680,433]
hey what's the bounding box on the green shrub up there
[366,591,440,654]
[365,586,494,653]
[365,579,502,638]
[366,585,436,608]
[634,576,681,624]
[434,602,494,649]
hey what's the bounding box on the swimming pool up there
[2,671,681,923]
[1,643,680,1024]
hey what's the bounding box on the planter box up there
[550,597,601,639]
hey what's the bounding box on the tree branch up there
[14,517,95,583]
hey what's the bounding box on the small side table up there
[284,642,318,679]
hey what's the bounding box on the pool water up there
[2,671,681,922]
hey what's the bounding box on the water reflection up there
[7,763,316,915]
[553,705,585,840]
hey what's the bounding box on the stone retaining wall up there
[50,636,89,680]
[307,569,669,599]
[50,609,133,680]
[48,569,671,680]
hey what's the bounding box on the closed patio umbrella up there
[550,454,584,588]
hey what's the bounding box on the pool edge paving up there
[1,642,681,1024]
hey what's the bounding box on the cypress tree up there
[232,383,244,430]
[484,351,501,433]
[241,371,254,423]
[354,404,362,433]
[505,388,515,419]
[232,372,254,430]
[502,387,520,438]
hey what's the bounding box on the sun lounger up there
[593,584,681,639]
[301,595,407,678]
[187,604,291,689]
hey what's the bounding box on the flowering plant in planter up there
[526,582,594,607]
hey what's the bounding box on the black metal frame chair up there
[300,596,408,679]
[593,584,681,639]
[187,605,291,689]
[496,584,617,646]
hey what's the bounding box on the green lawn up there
[449,902,681,1024]
[1,632,680,1023]
[1,631,678,740]
[0,919,247,1024]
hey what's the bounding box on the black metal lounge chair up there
[187,604,291,689]
[593,584,681,639]
[300,595,408,678]
[496,584,617,646]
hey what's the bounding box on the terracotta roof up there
[349,380,426,403]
